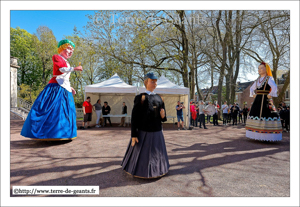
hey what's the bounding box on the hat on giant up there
[144,72,158,80]
[58,39,76,49]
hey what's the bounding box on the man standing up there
[119,102,127,127]
[102,101,112,127]
[281,102,287,110]
[176,101,186,130]
[281,102,287,131]
[222,101,228,125]
[278,107,285,129]
[230,103,239,125]
[285,106,290,133]
[198,101,208,129]
[238,105,243,124]
[80,97,93,129]
[228,104,232,124]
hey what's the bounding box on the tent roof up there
[85,73,137,94]
[139,75,189,95]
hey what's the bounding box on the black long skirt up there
[121,130,170,179]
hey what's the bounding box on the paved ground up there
[10,120,290,197]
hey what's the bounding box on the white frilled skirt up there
[246,130,282,141]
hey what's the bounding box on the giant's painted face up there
[258,64,266,76]
[60,45,74,59]
[146,78,157,92]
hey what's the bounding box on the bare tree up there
[242,10,290,106]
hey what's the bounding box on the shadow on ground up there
[10,120,290,197]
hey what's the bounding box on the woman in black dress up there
[121,72,169,178]
[245,62,282,141]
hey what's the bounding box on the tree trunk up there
[225,74,231,102]
[216,10,230,119]
[42,60,46,84]
[195,64,204,101]
[178,11,189,89]
[230,49,241,104]
[127,63,133,85]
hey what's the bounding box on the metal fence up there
[76,108,83,119]
[16,97,83,120]
[17,98,32,111]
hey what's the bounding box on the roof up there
[85,73,137,94]
[201,86,218,95]
[235,81,254,92]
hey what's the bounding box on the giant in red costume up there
[21,39,82,140]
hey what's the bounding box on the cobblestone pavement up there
[10,120,290,197]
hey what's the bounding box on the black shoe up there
[204,127,208,129]
[79,126,85,130]
[87,126,91,129]
[199,126,202,128]
[182,128,187,130]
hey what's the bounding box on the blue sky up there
[11,10,97,41]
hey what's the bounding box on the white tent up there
[85,73,137,125]
[139,75,190,128]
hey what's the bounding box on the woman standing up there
[121,72,169,179]
[21,39,82,140]
[242,105,249,125]
[213,103,219,126]
[190,102,196,126]
[192,102,198,126]
[245,62,282,141]
[227,104,232,124]
[93,99,102,128]
[206,102,213,124]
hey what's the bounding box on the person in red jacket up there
[21,39,82,140]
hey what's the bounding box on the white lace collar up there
[145,90,156,95]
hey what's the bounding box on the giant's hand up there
[160,108,165,119]
[267,94,271,99]
[131,137,139,147]
[71,87,76,95]
[253,94,256,99]
[74,66,83,71]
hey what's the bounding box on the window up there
[285,90,289,99]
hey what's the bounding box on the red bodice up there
[48,55,67,84]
